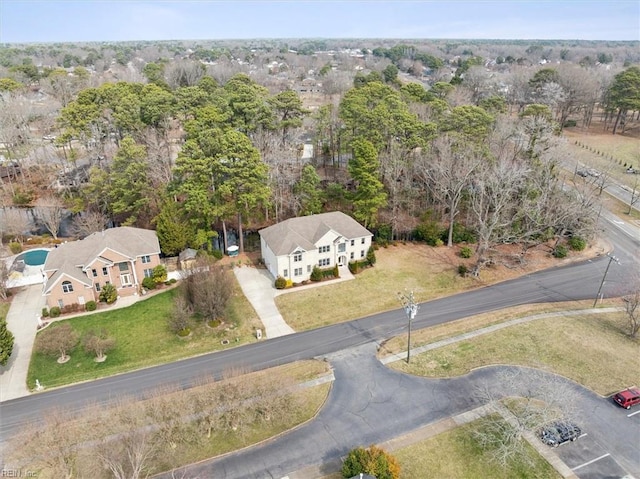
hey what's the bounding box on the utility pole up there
[593,253,620,307]
[397,290,419,364]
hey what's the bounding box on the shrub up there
[285,279,293,288]
[61,303,81,314]
[310,266,323,282]
[12,189,34,206]
[49,306,61,318]
[568,236,586,251]
[563,119,577,128]
[553,244,568,258]
[152,264,167,284]
[275,276,287,289]
[41,307,49,318]
[414,221,443,246]
[348,261,359,274]
[458,264,469,277]
[9,242,22,254]
[341,445,401,479]
[211,249,223,260]
[99,283,117,304]
[169,278,177,284]
[333,264,339,278]
[177,327,191,337]
[142,276,156,291]
[443,223,477,244]
[459,246,473,258]
[85,301,97,312]
[366,246,376,266]
[434,238,444,247]
[375,224,392,241]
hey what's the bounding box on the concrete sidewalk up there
[0,285,46,402]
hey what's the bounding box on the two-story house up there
[259,211,373,282]
[42,227,162,309]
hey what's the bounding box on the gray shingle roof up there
[259,211,372,256]
[43,227,160,293]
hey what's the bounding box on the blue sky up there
[1,1,638,43]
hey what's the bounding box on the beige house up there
[43,227,161,309]
[259,211,373,282]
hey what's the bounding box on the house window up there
[319,258,330,267]
[118,262,129,272]
[95,283,101,292]
[141,255,151,264]
[338,243,346,252]
[144,268,153,278]
[293,253,302,262]
[350,252,354,260]
[319,245,330,253]
[361,238,365,244]
[57,299,64,308]
[121,273,132,286]
[350,239,355,246]
[361,250,365,258]
[294,268,302,276]
[62,281,73,293]
[91,269,97,277]
[102,267,108,276]
[283,269,288,277]
[307,265,311,273]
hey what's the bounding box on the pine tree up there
[0,318,15,366]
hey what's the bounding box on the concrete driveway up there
[233,267,295,338]
[0,284,45,402]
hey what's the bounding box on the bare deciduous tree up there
[623,285,640,338]
[182,259,233,322]
[34,192,66,239]
[83,328,116,362]
[0,207,32,243]
[36,323,79,362]
[474,368,578,467]
[71,210,108,238]
[0,260,9,300]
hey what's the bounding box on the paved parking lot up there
[551,406,640,479]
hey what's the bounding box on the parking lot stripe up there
[578,433,588,439]
[627,409,640,417]
[572,453,611,471]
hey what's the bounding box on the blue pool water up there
[18,249,49,266]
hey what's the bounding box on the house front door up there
[338,255,346,266]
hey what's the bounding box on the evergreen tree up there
[0,318,15,366]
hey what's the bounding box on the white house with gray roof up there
[42,227,161,310]
[259,211,373,282]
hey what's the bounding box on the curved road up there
[1,214,638,470]
[161,344,640,478]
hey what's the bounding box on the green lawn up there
[395,418,560,479]
[27,280,263,389]
[0,302,8,322]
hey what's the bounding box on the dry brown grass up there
[276,241,607,332]
[563,125,640,192]
[389,305,639,396]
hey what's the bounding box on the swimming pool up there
[16,248,50,266]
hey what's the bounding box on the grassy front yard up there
[27,279,262,389]
[388,304,639,395]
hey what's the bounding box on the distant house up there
[259,211,372,282]
[42,227,161,309]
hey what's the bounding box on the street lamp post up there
[398,290,419,364]
[593,253,620,307]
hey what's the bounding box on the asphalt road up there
[159,345,640,478]
[1,212,638,468]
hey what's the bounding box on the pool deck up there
[4,251,48,288]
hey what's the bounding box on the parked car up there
[613,387,640,409]
[538,421,581,447]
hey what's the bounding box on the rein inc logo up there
[1,470,38,477]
